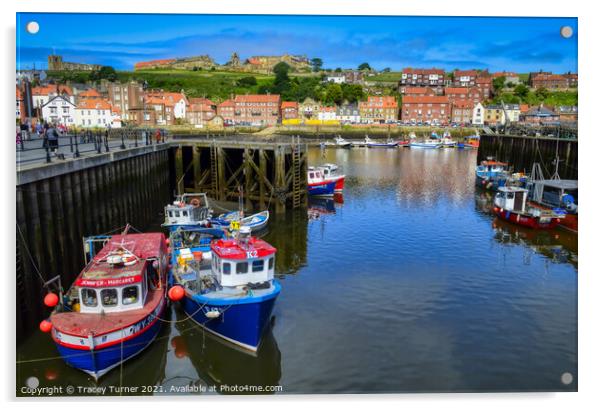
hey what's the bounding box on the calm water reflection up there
[16,147,577,395]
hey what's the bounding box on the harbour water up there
[16,147,577,395]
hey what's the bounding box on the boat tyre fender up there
[190,198,201,207]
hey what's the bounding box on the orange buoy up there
[44,293,59,308]
[39,319,53,333]
[171,336,188,358]
[168,285,185,301]
[45,367,59,381]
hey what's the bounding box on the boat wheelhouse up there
[334,135,352,148]
[475,159,510,190]
[440,131,457,148]
[163,193,212,230]
[48,232,168,380]
[170,226,280,352]
[493,186,563,229]
[314,163,345,192]
[307,168,336,196]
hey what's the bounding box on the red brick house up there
[444,87,483,105]
[359,96,399,123]
[187,97,216,126]
[400,87,437,97]
[563,72,578,88]
[450,99,474,125]
[401,95,450,125]
[399,68,446,94]
[529,73,569,89]
[475,76,493,99]
[452,70,480,87]
[233,94,281,126]
[281,101,299,120]
[217,99,235,124]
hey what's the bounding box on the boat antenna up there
[122,224,131,235]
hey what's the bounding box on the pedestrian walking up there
[46,123,60,154]
[19,121,30,141]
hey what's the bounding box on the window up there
[174,211,180,217]
[82,288,98,307]
[507,192,515,199]
[122,286,139,305]
[252,260,264,272]
[236,262,248,274]
[222,262,231,275]
[268,257,274,270]
[182,210,188,217]
[100,289,118,307]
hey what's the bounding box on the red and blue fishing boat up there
[493,186,564,229]
[307,168,336,196]
[169,226,280,352]
[475,159,510,190]
[44,230,169,380]
[315,163,345,192]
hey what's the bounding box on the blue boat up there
[475,159,510,190]
[48,230,169,380]
[307,168,336,196]
[209,210,270,232]
[163,193,213,231]
[169,226,280,352]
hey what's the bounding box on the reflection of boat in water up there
[492,218,577,267]
[308,194,344,219]
[173,318,281,394]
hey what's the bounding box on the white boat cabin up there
[77,250,161,314]
[494,186,529,213]
[164,193,212,226]
[210,227,276,288]
[317,163,340,179]
[307,168,327,184]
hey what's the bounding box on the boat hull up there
[308,180,336,196]
[409,143,441,149]
[492,206,561,229]
[182,283,281,352]
[324,175,345,192]
[529,202,578,232]
[52,301,166,380]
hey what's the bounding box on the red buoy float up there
[44,293,59,308]
[168,285,185,301]
[39,319,53,333]
[165,238,170,246]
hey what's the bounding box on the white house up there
[32,85,75,111]
[325,73,346,84]
[317,106,337,121]
[75,99,114,128]
[472,102,485,126]
[41,95,76,126]
[336,103,360,123]
[154,92,188,119]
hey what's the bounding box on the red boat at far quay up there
[493,186,563,229]
[315,163,346,192]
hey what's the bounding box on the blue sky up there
[16,13,578,73]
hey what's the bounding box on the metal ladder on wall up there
[210,142,218,197]
[291,136,302,209]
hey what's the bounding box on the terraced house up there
[359,96,398,123]
[233,94,281,125]
[401,95,450,125]
[399,68,446,94]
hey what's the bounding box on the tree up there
[382,67,391,73]
[534,87,550,100]
[335,67,342,72]
[358,62,372,71]
[310,58,323,72]
[90,65,117,82]
[272,62,292,95]
[323,83,344,105]
[513,83,529,100]
[236,76,257,87]
[492,76,506,93]
[341,84,366,103]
